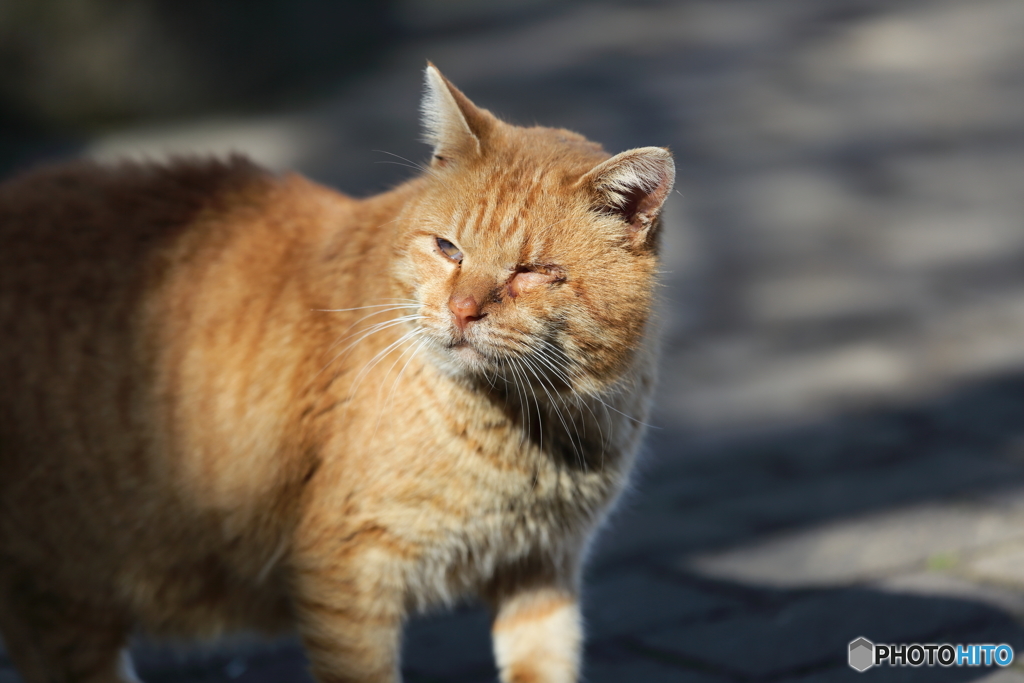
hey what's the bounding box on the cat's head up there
[392,65,674,395]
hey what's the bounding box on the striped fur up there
[0,67,673,682]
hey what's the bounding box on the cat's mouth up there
[425,320,507,374]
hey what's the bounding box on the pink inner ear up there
[509,270,556,298]
[618,171,672,233]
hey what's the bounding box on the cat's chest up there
[377,425,623,607]
[334,362,635,597]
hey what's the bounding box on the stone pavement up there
[4,0,1024,681]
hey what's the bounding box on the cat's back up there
[0,158,368,632]
[0,157,278,469]
[0,157,271,309]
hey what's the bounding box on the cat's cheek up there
[411,262,456,318]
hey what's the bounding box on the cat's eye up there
[436,237,463,263]
[508,266,564,298]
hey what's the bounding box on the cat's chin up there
[450,340,485,362]
[447,341,499,377]
[421,338,494,380]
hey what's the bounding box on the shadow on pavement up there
[575,370,1024,682]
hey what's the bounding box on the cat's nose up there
[449,294,486,330]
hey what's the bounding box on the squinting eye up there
[436,237,463,263]
[509,269,558,298]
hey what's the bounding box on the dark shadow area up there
[579,370,1024,681]
[0,0,399,131]
[0,105,84,183]
[0,0,398,182]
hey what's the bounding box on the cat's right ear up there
[421,64,494,166]
[580,147,676,250]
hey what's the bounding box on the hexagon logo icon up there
[849,637,874,672]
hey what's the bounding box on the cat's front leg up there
[291,560,404,683]
[490,582,582,683]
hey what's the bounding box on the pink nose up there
[449,294,485,330]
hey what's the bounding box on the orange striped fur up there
[0,66,674,683]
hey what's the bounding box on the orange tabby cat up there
[0,65,674,683]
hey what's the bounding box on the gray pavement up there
[4,0,1024,681]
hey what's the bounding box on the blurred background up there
[3,0,1024,681]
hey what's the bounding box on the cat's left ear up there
[580,147,675,248]
[420,63,496,165]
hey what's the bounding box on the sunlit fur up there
[0,66,673,683]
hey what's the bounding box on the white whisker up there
[372,330,426,441]
[521,354,584,469]
[347,328,424,400]
[314,315,425,380]
[313,300,419,313]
